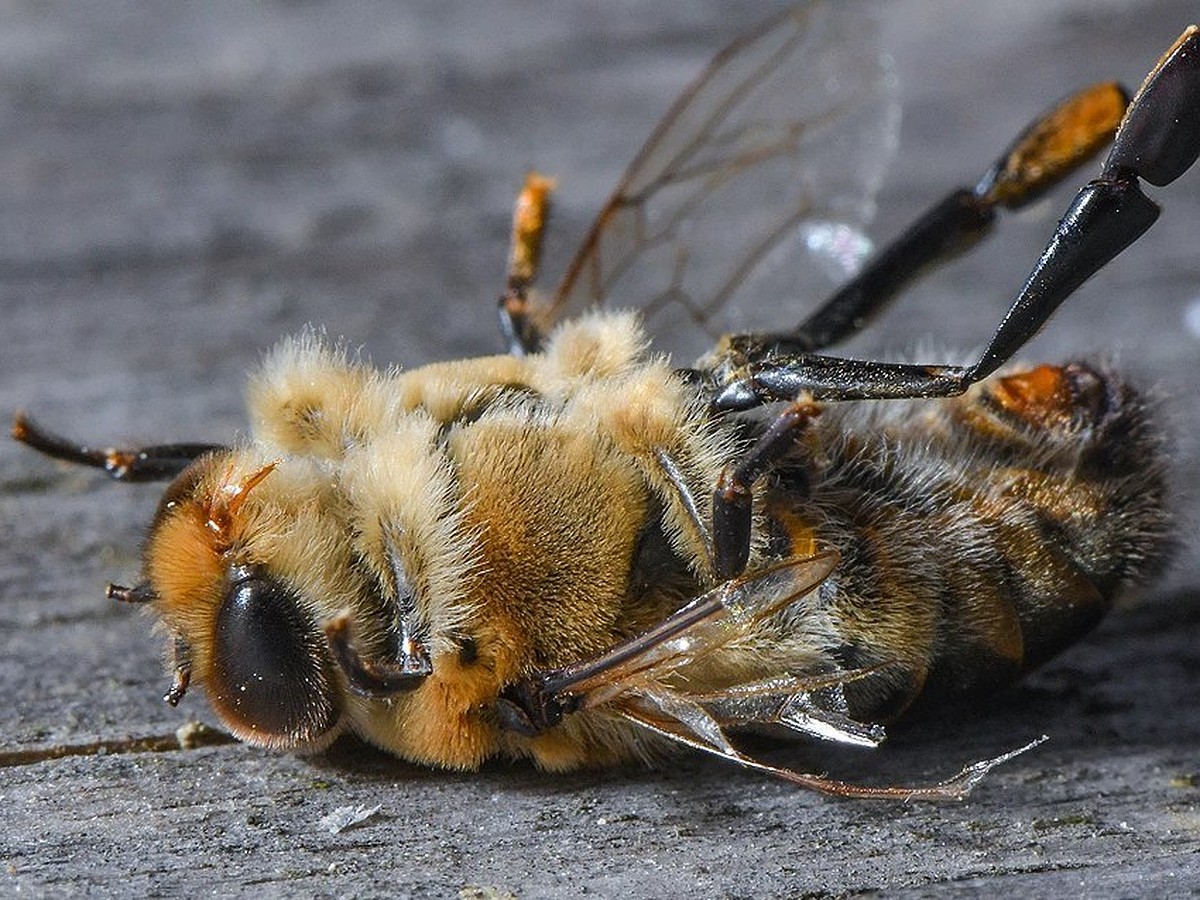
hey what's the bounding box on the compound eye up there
[208,567,340,749]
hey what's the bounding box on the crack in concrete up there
[0,723,236,767]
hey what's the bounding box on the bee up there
[12,3,1199,799]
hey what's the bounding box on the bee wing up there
[540,552,841,707]
[542,0,899,361]
[688,672,887,748]
[532,551,1047,798]
[613,688,1049,800]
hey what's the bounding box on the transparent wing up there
[543,0,900,362]
[535,554,890,750]
[541,553,841,708]
[613,691,1048,800]
[528,552,1046,798]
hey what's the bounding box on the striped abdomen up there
[765,361,1173,720]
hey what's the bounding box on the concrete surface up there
[1,1,1198,896]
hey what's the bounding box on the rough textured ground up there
[2,1,1198,897]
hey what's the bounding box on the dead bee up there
[12,3,1199,799]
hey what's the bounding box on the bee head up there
[140,451,352,751]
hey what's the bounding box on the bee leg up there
[717,79,1131,363]
[164,633,193,707]
[324,615,431,698]
[497,172,556,356]
[11,412,223,482]
[714,27,1200,413]
[712,400,821,579]
[497,676,583,737]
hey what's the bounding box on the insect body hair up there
[765,361,1174,719]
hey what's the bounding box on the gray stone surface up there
[2,1,1198,896]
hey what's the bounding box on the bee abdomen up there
[970,361,1174,604]
[774,361,1172,721]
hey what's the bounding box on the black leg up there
[712,401,820,579]
[12,412,223,482]
[497,172,555,356]
[324,615,431,698]
[718,80,1130,364]
[713,27,1200,413]
[496,679,581,737]
[165,634,193,707]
